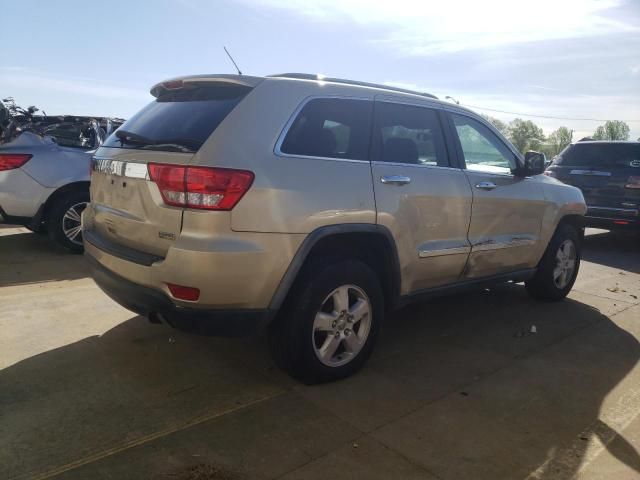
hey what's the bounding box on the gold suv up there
[83,73,586,383]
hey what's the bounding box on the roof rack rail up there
[268,73,438,99]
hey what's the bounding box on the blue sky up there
[1,0,639,139]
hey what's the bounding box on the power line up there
[460,103,640,123]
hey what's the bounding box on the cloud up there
[0,68,150,117]
[0,68,149,102]
[174,0,203,15]
[383,80,640,139]
[247,0,638,55]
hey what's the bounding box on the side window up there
[280,98,372,160]
[372,102,449,167]
[452,114,516,174]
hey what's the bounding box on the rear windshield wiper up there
[115,130,199,152]
[145,138,200,151]
[115,129,155,146]
[140,143,193,153]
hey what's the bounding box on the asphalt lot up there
[1,225,639,480]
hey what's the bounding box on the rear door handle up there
[381,175,411,186]
[475,181,497,190]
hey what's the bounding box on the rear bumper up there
[585,205,639,230]
[584,217,639,230]
[0,168,52,219]
[86,253,273,336]
[0,204,45,228]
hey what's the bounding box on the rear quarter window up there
[103,84,252,153]
[279,98,373,160]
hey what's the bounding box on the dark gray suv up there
[545,141,640,230]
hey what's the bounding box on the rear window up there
[103,84,252,153]
[279,98,373,160]
[372,102,448,167]
[556,143,640,168]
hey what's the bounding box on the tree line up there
[481,116,635,158]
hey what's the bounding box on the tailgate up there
[559,167,638,209]
[89,148,192,257]
[86,79,255,258]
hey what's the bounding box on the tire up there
[526,223,581,301]
[269,260,384,384]
[47,190,89,253]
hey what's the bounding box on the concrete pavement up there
[1,226,639,480]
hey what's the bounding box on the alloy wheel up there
[62,202,87,246]
[312,284,372,367]
[553,239,576,289]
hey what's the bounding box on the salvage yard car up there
[0,99,123,252]
[83,73,587,383]
[545,141,640,231]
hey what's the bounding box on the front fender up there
[535,179,586,262]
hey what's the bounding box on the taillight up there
[148,163,254,210]
[625,176,640,189]
[0,154,32,171]
[148,164,187,206]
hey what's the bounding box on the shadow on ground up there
[582,229,640,274]
[2,282,638,480]
[0,230,88,286]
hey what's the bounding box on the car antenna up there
[223,46,242,75]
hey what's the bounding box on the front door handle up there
[475,181,497,190]
[381,175,411,186]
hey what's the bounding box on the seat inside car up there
[382,137,419,164]
[300,128,338,157]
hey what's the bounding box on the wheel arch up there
[557,214,586,245]
[268,224,402,313]
[558,213,585,231]
[533,213,585,269]
[42,181,90,224]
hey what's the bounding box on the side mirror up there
[519,151,546,176]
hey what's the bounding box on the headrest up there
[382,137,419,164]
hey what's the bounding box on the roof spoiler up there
[150,74,263,98]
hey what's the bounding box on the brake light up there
[0,154,32,171]
[148,163,254,210]
[625,176,640,189]
[166,283,200,301]
[162,80,184,90]
[148,164,187,206]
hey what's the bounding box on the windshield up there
[556,143,640,168]
[103,84,252,153]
